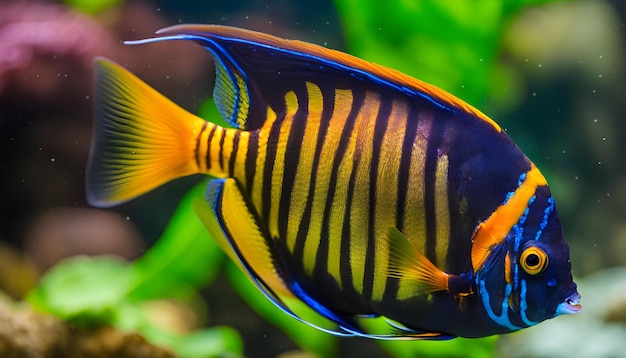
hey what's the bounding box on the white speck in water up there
[165,75,170,80]
[602,137,606,141]
[598,74,603,78]
[574,176,579,180]
[532,92,537,97]
[85,95,90,100]
[126,216,131,221]
[599,55,603,59]
[538,64,543,68]
[156,7,160,12]
[593,118,598,123]
[598,161,602,165]
[245,15,249,20]
[50,158,55,162]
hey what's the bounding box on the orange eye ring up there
[520,246,549,275]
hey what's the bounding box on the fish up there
[86,25,581,340]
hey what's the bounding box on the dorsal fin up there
[125,24,500,132]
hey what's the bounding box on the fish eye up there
[520,246,549,275]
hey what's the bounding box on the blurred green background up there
[0,0,624,357]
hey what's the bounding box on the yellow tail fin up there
[86,58,207,207]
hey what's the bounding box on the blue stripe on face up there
[512,195,535,290]
[519,279,539,327]
[478,278,521,331]
[533,197,555,241]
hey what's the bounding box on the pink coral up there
[0,1,112,94]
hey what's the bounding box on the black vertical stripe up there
[423,110,446,265]
[205,124,217,171]
[244,130,259,194]
[339,89,366,298]
[291,86,331,270]
[312,86,358,285]
[195,121,208,170]
[261,115,284,225]
[361,94,392,300]
[383,98,420,301]
[218,127,227,171]
[396,102,420,232]
[278,85,309,244]
[228,131,240,177]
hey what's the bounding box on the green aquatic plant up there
[28,183,242,358]
[334,0,568,108]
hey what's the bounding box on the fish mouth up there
[556,292,582,315]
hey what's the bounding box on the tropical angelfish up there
[86,25,581,339]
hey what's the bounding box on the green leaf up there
[27,255,132,326]
[127,181,225,301]
[225,262,337,357]
[375,334,498,358]
[170,327,243,358]
[63,0,124,15]
[112,299,243,358]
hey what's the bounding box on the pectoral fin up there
[383,227,449,294]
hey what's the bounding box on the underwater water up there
[0,0,625,357]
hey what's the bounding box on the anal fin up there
[194,178,360,336]
[193,178,292,298]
